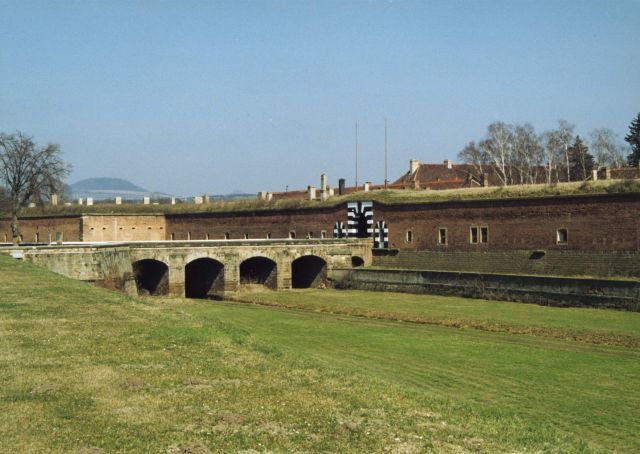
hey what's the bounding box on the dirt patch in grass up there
[167,442,211,454]
[121,377,147,391]
[31,382,60,395]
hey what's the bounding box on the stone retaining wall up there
[332,268,640,311]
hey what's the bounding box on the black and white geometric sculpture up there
[347,201,373,238]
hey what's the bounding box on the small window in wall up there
[55,232,62,243]
[147,226,152,230]
[470,226,479,244]
[170,233,175,240]
[102,227,107,231]
[224,232,230,240]
[308,232,313,239]
[90,227,95,231]
[267,232,272,239]
[205,233,210,240]
[187,231,191,240]
[35,233,39,242]
[4,234,7,242]
[481,226,488,243]
[244,233,249,239]
[119,227,123,230]
[321,230,326,239]
[557,228,568,244]
[438,228,447,245]
[406,229,413,243]
[289,231,296,239]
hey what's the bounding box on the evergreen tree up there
[626,112,640,166]
[567,136,594,181]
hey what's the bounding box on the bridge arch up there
[240,256,277,290]
[185,257,224,298]
[132,259,169,296]
[351,256,365,267]
[291,254,327,288]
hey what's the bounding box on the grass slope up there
[1,255,639,452]
[11,179,639,217]
[233,289,640,347]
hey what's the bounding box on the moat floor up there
[1,255,639,452]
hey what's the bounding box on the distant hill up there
[70,177,147,193]
[68,177,252,201]
[69,177,166,201]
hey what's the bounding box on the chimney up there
[444,159,453,169]
[338,178,346,195]
[320,173,327,192]
[409,159,420,174]
[307,185,316,200]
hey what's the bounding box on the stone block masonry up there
[332,268,640,311]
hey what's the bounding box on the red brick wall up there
[0,215,83,243]
[375,193,640,252]
[164,193,639,253]
[165,206,345,241]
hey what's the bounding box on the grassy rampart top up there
[5,179,639,218]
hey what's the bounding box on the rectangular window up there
[224,232,230,240]
[55,232,63,243]
[470,226,479,244]
[170,233,175,240]
[205,233,210,240]
[481,226,488,243]
[187,231,191,240]
[267,232,272,239]
[557,228,568,244]
[438,228,447,245]
[289,231,296,239]
[308,232,313,239]
[321,230,327,239]
[406,229,413,243]
[244,233,249,239]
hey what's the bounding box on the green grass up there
[10,178,639,218]
[233,289,640,347]
[1,255,639,452]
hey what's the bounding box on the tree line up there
[458,113,640,186]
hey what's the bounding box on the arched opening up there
[132,259,169,296]
[240,256,277,290]
[185,257,224,298]
[291,255,327,288]
[351,256,364,267]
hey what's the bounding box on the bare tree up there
[479,122,514,186]
[457,141,487,180]
[589,128,626,168]
[0,186,10,214]
[0,131,71,243]
[512,123,543,184]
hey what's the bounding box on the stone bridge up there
[9,239,372,298]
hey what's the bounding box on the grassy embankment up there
[11,178,640,217]
[1,254,639,452]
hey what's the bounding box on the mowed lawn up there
[0,256,638,452]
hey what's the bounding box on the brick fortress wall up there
[0,215,82,243]
[165,205,345,241]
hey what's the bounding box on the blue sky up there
[1,0,638,196]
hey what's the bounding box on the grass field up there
[1,255,639,452]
